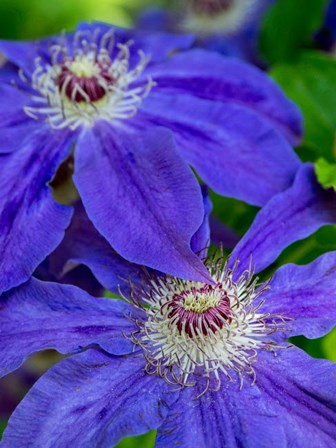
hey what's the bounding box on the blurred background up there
[0,0,335,446]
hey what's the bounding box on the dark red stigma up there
[191,0,234,16]
[57,62,114,103]
[167,285,232,337]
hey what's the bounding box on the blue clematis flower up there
[137,0,276,63]
[0,164,336,447]
[0,21,302,294]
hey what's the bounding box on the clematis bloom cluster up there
[0,22,302,295]
[0,14,335,448]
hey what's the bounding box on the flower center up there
[191,0,234,16]
[57,55,114,103]
[23,29,155,130]
[130,257,289,395]
[167,284,232,337]
[184,0,257,34]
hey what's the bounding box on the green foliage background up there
[0,0,335,446]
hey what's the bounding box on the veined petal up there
[0,128,74,293]
[231,164,336,276]
[254,348,336,446]
[156,370,285,448]
[191,186,212,258]
[0,278,139,377]
[49,201,147,295]
[0,82,35,153]
[1,350,179,447]
[139,93,301,206]
[146,49,303,145]
[74,122,212,283]
[261,251,336,340]
[157,348,336,447]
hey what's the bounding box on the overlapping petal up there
[139,94,301,206]
[1,350,179,448]
[145,49,303,145]
[231,164,336,276]
[0,128,74,293]
[261,251,336,340]
[156,368,285,448]
[157,348,336,447]
[254,348,336,446]
[74,122,211,283]
[0,278,139,377]
[49,201,146,295]
[0,83,36,153]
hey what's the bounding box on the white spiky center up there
[23,29,155,130]
[183,0,258,35]
[181,288,222,312]
[130,258,288,395]
[68,55,100,78]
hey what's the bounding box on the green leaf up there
[0,421,7,440]
[322,327,336,362]
[260,0,329,63]
[315,158,336,189]
[271,52,336,161]
[104,290,120,299]
[116,431,156,448]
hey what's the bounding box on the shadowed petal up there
[1,350,179,448]
[0,39,41,74]
[157,348,336,447]
[261,251,336,340]
[0,128,74,293]
[0,278,140,377]
[146,49,303,145]
[139,94,301,206]
[49,201,147,295]
[191,186,212,258]
[74,122,212,283]
[209,215,240,249]
[231,164,336,276]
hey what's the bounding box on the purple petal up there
[74,123,211,283]
[190,186,212,258]
[0,39,41,74]
[254,348,336,446]
[2,350,179,447]
[209,215,240,249]
[231,164,336,276]
[139,93,301,206]
[49,201,147,294]
[0,278,139,377]
[147,49,303,145]
[157,348,336,447]
[0,128,74,293]
[157,373,285,447]
[0,34,73,75]
[0,83,35,153]
[261,251,336,340]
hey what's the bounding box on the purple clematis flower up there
[0,21,302,294]
[137,0,276,63]
[0,164,336,447]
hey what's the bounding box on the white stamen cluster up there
[23,29,155,130]
[129,256,289,396]
[183,0,258,35]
